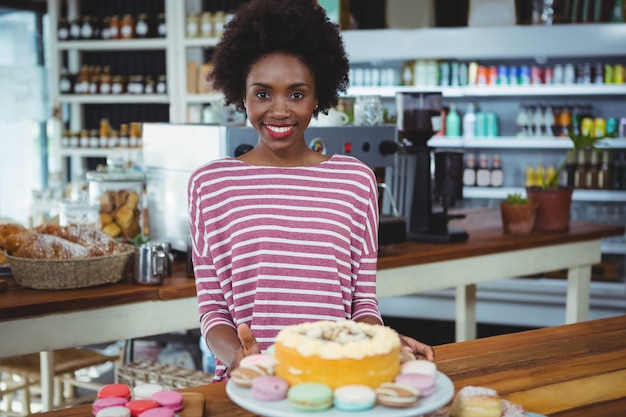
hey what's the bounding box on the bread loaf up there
[35,224,126,257]
[16,233,91,259]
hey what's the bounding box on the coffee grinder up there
[396,91,468,243]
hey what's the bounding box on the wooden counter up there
[34,314,626,417]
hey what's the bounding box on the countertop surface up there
[33,314,626,417]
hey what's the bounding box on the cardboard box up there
[197,63,215,94]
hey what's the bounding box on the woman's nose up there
[269,97,289,117]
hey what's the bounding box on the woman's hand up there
[226,323,261,376]
[399,334,435,362]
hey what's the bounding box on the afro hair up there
[209,0,350,116]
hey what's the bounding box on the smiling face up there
[243,52,318,162]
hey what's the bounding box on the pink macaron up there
[151,390,184,412]
[400,359,437,377]
[251,375,289,401]
[394,373,436,397]
[137,407,175,417]
[93,397,128,415]
[97,384,132,401]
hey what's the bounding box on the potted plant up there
[526,132,604,232]
[500,193,538,236]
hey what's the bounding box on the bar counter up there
[35,314,626,417]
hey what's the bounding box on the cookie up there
[95,406,131,417]
[375,382,420,408]
[400,359,437,377]
[288,382,333,412]
[151,390,184,411]
[395,373,436,397]
[230,366,268,387]
[251,375,289,401]
[333,385,376,412]
[240,353,278,374]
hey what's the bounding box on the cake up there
[274,320,401,389]
[449,386,501,417]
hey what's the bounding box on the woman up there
[188,0,434,382]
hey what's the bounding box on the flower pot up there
[499,201,538,236]
[526,186,574,232]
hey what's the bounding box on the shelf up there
[58,94,170,104]
[342,24,626,62]
[59,148,143,158]
[185,93,224,103]
[56,38,168,51]
[463,187,626,202]
[345,84,626,98]
[602,242,626,255]
[183,37,220,48]
[429,137,626,149]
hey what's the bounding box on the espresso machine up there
[395,92,468,243]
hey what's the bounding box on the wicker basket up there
[6,246,134,290]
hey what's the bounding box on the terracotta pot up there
[526,186,574,232]
[499,201,538,236]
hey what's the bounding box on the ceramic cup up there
[309,108,349,127]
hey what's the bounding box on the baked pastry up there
[449,386,501,417]
[274,320,401,389]
[287,382,333,412]
[16,233,90,260]
[2,231,35,253]
[500,399,526,417]
[35,224,126,256]
[394,373,436,397]
[374,382,420,408]
[333,385,376,412]
[251,375,289,401]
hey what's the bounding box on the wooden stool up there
[0,347,121,415]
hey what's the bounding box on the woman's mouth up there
[264,124,296,139]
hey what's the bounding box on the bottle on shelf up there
[525,165,536,187]
[561,151,576,187]
[109,15,120,40]
[200,12,214,38]
[536,163,546,186]
[59,67,73,94]
[586,150,600,189]
[446,103,461,138]
[556,105,571,138]
[475,153,491,187]
[144,76,155,94]
[79,129,90,148]
[57,17,69,41]
[462,103,476,139]
[108,129,119,148]
[213,11,226,38]
[490,154,504,187]
[130,122,142,148]
[543,105,555,137]
[157,13,167,38]
[574,150,588,189]
[156,75,167,94]
[135,14,150,38]
[532,105,545,137]
[99,118,110,148]
[101,17,111,40]
[515,105,529,137]
[99,66,112,94]
[186,13,200,38]
[74,65,90,94]
[598,150,612,190]
[463,153,477,187]
[80,15,93,40]
[89,129,99,148]
[69,16,81,40]
[119,124,130,147]
[61,130,71,147]
[120,14,135,39]
[111,76,125,94]
[88,65,101,95]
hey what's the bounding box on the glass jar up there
[69,17,81,40]
[120,14,135,39]
[59,199,100,228]
[111,75,125,94]
[186,13,200,38]
[157,13,166,38]
[354,95,383,126]
[200,12,213,37]
[57,17,69,40]
[213,11,225,38]
[80,15,93,39]
[135,13,150,38]
[156,74,167,94]
[109,15,120,40]
[86,157,146,241]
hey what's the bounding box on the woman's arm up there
[206,323,261,376]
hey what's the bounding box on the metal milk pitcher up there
[133,243,166,285]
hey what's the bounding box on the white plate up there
[226,370,454,417]
[525,413,547,417]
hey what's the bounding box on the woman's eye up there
[291,92,304,100]
[256,91,269,99]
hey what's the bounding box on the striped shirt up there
[187,154,382,381]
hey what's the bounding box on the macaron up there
[137,407,175,417]
[288,382,333,412]
[151,390,184,411]
[240,353,278,374]
[333,385,376,412]
[395,373,436,397]
[132,383,164,400]
[125,399,161,417]
[98,384,132,401]
[251,375,289,401]
[375,382,420,408]
[230,366,269,388]
[400,359,437,377]
[95,406,131,417]
[93,397,128,415]
[264,344,276,356]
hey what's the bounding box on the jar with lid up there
[99,118,110,148]
[143,76,155,94]
[99,66,112,94]
[59,67,73,94]
[80,15,93,39]
[120,14,135,39]
[119,124,130,147]
[86,156,146,241]
[157,13,166,38]
[88,65,102,94]
[109,15,120,39]
[69,17,81,40]
[200,12,213,37]
[135,13,150,38]
[61,129,71,147]
[89,129,99,148]
[57,17,69,40]
[213,11,225,38]
[79,129,90,148]
[129,122,142,147]
[156,74,167,94]
[127,75,144,94]
[186,13,200,38]
[101,17,111,40]
[111,75,125,94]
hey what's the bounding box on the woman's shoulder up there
[326,154,376,176]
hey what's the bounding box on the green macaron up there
[287,382,333,412]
